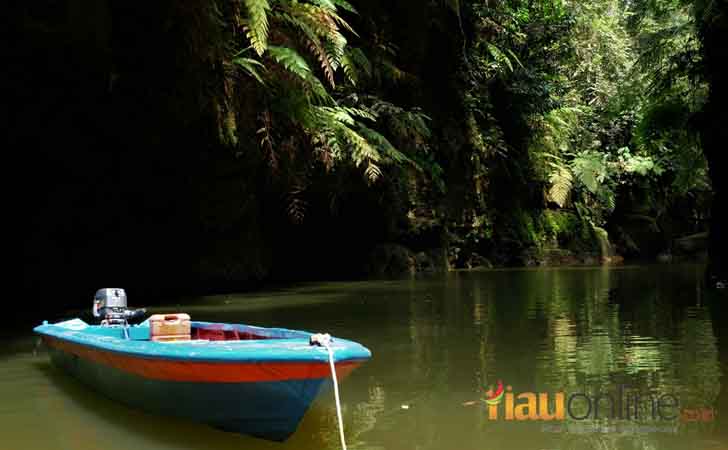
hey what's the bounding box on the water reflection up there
[2,265,726,450]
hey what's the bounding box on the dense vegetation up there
[13,0,726,312]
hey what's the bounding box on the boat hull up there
[43,335,362,441]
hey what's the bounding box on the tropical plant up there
[238,0,430,179]
[217,0,434,221]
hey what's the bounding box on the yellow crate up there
[149,313,191,341]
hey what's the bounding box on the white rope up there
[310,333,348,450]
[325,341,348,450]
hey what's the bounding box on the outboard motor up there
[93,288,146,326]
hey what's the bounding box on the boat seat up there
[238,331,268,340]
[224,329,240,340]
[194,327,239,341]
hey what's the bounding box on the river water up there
[3,265,728,450]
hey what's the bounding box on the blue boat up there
[34,289,371,441]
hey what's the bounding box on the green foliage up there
[485,43,514,74]
[232,50,266,84]
[219,0,713,237]
[340,47,371,86]
[538,210,597,252]
[572,151,609,194]
[548,164,573,208]
[196,0,441,224]
[542,210,579,238]
[541,146,662,223]
[220,0,436,216]
[569,1,634,109]
[267,45,313,80]
[524,0,710,231]
[617,147,659,176]
[244,0,271,56]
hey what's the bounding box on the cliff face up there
[13,0,724,315]
[14,1,406,309]
[16,1,205,303]
[697,1,728,285]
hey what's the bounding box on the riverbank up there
[15,0,725,307]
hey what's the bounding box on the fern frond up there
[277,12,338,87]
[364,161,382,182]
[357,124,411,165]
[309,0,338,11]
[316,106,356,126]
[599,189,616,213]
[324,33,347,71]
[276,87,316,127]
[295,4,340,36]
[287,197,306,223]
[343,106,377,121]
[381,60,410,82]
[330,0,357,13]
[232,56,266,84]
[328,10,358,36]
[505,48,525,70]
[287,181,307,223]
[311,131,336,170]
[257,110,277,171]
[319,128,344,160]
[267,45,312,79]
[571,151,607,194]
[317,47,337,87]
[308,77,334,104]
[407,111,432,138]
[487,43,513,72]
[339,126,382,166]
[346,47,372,78]
[340,53,358,85]
[244,0,270,56]
[305,36,337,86]
[548,166,573,207]
[297,3,356,36]
[366,99,431,144]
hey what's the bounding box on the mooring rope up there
[310,333,348,450]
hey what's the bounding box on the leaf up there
[317,106,356,126]
[571,151,606,194]
[244,0,270,56]
[324,34,347,71]
[487,43,513,72]
[548,166,573,207]
[277,11,339,87]
[505,48,525,70]
[331,0,357,13]
[328,9,358,36]
[340,53,358,85]
[232,56,266,84]
[356,123,411,165]
[287,182,308,224]
[343,106,376,121]
[364,161,382,182]
[309,0,338,11]
[267,46,312,80]
[309,38,337,86]
[339,126,381,165]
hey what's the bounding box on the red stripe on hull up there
[43,336,362,383]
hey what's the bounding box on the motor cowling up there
[93,288,146,325]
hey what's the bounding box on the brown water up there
[3,265,728,450]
